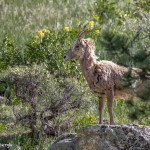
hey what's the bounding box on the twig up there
[130,28,141,47]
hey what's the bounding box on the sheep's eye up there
[76,45,79,49]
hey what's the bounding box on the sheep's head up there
[64,29,90,61]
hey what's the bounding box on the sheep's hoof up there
[110,121,116,125]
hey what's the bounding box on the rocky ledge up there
[48,124,150,150]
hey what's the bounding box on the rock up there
[48,124,150,150]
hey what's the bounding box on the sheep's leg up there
[106,89,115,125]
[98,97,105,124]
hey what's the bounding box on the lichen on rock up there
[48,124,150,150]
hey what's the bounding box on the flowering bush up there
[25,28,81,78]
[24,27,101,78]
[0,24,101,79]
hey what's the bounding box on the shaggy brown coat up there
[64,29,138,125]
[79,38,133,98]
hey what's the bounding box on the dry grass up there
[0,0,94,47]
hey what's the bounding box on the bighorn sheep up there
[64,29,136,125]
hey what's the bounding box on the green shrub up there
[0,25,105,81]
[25,29,80,76]
[24,27,104,79]
[0,35,23,70]
[0,64,90,137]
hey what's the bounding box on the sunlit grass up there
[72,98,150,133]
[0,0,94,48]
[2,97,148,136]
[0,96,149,149]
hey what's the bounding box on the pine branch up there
[114,52,129,67]
[130,28,141,47]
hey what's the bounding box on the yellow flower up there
[67,70,71,74]
[92,121,97,124]
[46,29,50,33]
[87,114,90,118]
[76,19,80,23]
[41,33,44,37]
[38,30,42,35]
[42,29,47,32]
[91,115,95,119]
[64,27,70,31]
[34,35,39,39]
[43,29,50,33]
[93,15,100,20]
[89,21,94,28]
[95,30,100,34]
[38,30,44,37]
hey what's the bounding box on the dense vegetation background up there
[0,0,150,149]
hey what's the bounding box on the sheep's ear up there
[77,29,90,39]
[80,39,86,47]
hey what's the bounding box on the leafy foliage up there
[94,0,150,123]
[25,28,82,77]
[0,27,103,79]
[0,64,89,137]
[0,35,23,70]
